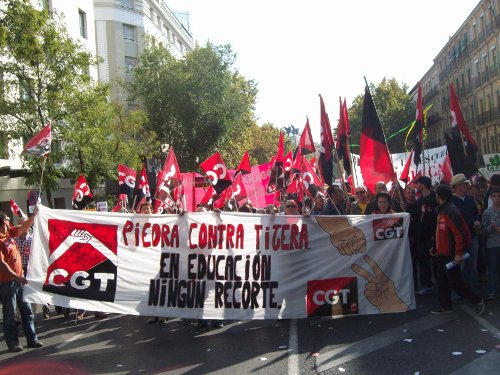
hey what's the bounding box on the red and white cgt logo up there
[306,277,359,317]
[43,219,118,302]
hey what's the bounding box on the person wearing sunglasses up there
[283,200,300,215]
[351,186,369,215]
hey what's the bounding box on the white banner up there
[351,145,449,188]
[483,153,500,179]
[25,206,415,319]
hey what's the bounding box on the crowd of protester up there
[1,172,499,352]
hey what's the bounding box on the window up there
[125,56,138,79]
[79,9,87,39]
[120,0,134,9]
[19,79,31,101]
[123,24,136,42]
[0,132,8,159]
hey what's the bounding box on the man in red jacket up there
[430,185,484,315]
[0,211,43,352]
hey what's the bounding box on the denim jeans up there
[1,280,38,348]
[487,246,500,295]
[463,237,480,293]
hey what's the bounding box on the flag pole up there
[363,76,404,204]
[38,157,47,205]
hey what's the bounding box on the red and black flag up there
[298,118,316,155]
[10,198,27,219]
[413,82,424,166]
[318,95,334,185]
[283,150,294,186]
[235,151,252,175]
[23,122,52,158]
[446,83,478,178]
[72,175,93,210]
[199,184,215,206]
[200,152,231,194]
[133,164,151,210]
[155,147,183,207]
[399,149,414,184]
[266,132,285,193]
[336,97,351,176]
[292,148,303,175]
[229,173,248,204]
[118,164,137,207]
[301,155,323,198]
[359,86,395,194]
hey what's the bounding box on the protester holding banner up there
[365,182,402,215]
[370,191,395,215]
[350,186,369,215]
[415,176,438,296]
[431,185,484,316]
[321,184,347,215]
[0,211,43,352]
[283,199,300,215]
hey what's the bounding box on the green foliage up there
[0,0,157,203]
[348,77,414,153]
[128,39,258,172]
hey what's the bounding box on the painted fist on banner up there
[351,255,409,313]
[315,217,367,256]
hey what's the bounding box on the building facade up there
[418,0,500,165]
[93,0,194,105]
[0,0,193,215]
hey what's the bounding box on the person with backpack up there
[430,185,484,316]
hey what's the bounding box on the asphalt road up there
[0,294,499,374]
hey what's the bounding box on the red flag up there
[336,98,351,176]
[267,132,285,193]
[292,148,303,174]
[229,173,248,203]
[318,95,334,185]
[440,154,453,184]
[22,123,51,157]
[10,198,27,219]
[236,151,251,175]
[298,118,316,155]
[199,185,215,206]
[200,152,231,194]
[399,149,414,184]
[111,194,129,212]
[301,156,323,197]
[133,164,151,210]
[413,82,424,166]
[153,199,169,214]
[118,164,137,204]
[359,86,395,193]
[72,175,93,210]
[450,83,477,149]
[283,150,293,185]
[155,147,183,205]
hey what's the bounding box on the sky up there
[168,0,481,142]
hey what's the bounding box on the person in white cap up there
[451,173,481,294]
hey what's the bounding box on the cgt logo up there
[372,217,404,241]
[306,277,358,317]
[43,219,118,302]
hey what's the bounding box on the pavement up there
[0,291,499,374]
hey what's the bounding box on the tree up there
[348,77,414,153]
[0,0,156,205]
[128,40,258,172]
